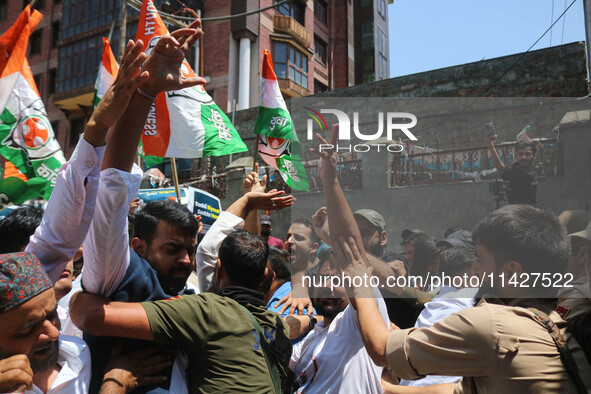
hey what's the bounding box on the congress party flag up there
[0,6,66,209]
[91,37,163,167]
[254,50,309,191]
[136,0,247,158]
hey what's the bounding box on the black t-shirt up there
[380,251,422,329]
[502,163,538,205]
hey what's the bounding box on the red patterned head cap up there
[0,252,53,313]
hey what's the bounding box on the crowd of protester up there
[1,16,591,394]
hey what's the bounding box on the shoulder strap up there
[242,305,282,394]
[527,307,588,394]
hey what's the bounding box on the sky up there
[388,0,586,78]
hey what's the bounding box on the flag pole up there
[252,135,260,171]
[170,157,182,202]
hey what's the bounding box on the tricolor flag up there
[91,37,163,167]
[254,50,309,191]
[92,37,119,110]
[136,0,247,158]
[0,6,66,209]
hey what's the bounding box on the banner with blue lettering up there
[186,186,221,232]
[138,188,188,205]
[0,206,17,220]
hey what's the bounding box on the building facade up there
[205,0,390,112]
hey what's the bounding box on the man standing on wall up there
[486,132,538,205]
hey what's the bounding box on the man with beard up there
[289,250,389,393]
[276,218,320,316]
[260,215,284,249]
[487,134,538,205]
[0,252,90,393]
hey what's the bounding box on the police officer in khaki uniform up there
[341,205,591,393]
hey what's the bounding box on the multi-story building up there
[204,0,390,111]
[1,0,389,161]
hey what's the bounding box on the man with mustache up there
[0,252,90,393]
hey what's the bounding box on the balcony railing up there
[388,139,560,187]
[277,77,309,97]
[264,159,363,193]
[273,15,310,48]
[179,165,227,199]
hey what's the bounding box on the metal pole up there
[119,0,128,61]
[193,10,203,77]
[170,158,182,202]
[251,135,260,176]
[229,99,237,163]
[584,0,591,93]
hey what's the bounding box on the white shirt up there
[400,286,478,387]
[81,165,142,296]
[58,276,84,338]
[290,295,389,393]
[26,335,91,394]
[195,211,244,292]
[26,138,105,283]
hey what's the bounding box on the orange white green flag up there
[0,6,66,209]
[135,0,247,158]
[91,37,162,167]
[92,37,119,110]
[254,50,309,191]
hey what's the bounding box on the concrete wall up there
[288,120,591,242]
[214,43,591,242]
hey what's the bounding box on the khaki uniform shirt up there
[556,280,591,321]
[386,298,591,393]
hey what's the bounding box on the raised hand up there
[485,131,497,146]
[243,162,267,195]
[84,40,148,147]
[244,190,295,212]
[312,206,331,245]
[141,19,206,97]
[310,124,339,184]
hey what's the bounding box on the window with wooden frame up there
[288,45,308,88]
[276,0,305,25]
[314,36,327,66]
[273,41,309,89]
[314,0,327,24]
[29,29,42,55]
[0,0,7,21]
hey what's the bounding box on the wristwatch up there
[308,315,317,330]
